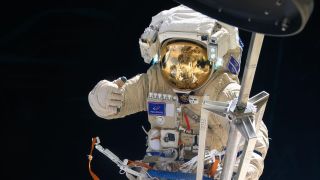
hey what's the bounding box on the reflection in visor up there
[160,41,213,91]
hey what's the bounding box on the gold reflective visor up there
[160,41,213,91]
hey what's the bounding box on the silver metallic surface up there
[203,100,229,118]
[221,33,265,180]
[235,123,257,180]
[220,123,242,180]
[250,91,269,135]
[236,116,257,140]
[196,96,210,180]
[95,137,146,178]
[237,33,264,109]
[248,91,269,107]
[235,92,269,180]
[235,117,257,180]
[201,94,267,180]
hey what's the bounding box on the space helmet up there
[139,5,242,92]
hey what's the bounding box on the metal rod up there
[236,93,269,180]
[237,33,264,109]
[196,96,210,180]
[235,117,257,180]
[220,123,242,180]
[236,137,257,180]
[220,32,264,180]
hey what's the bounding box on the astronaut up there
[88,5,269,180]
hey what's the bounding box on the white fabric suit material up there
[89,5,268,180]
[88,64,269,180]
[88,80,124,118]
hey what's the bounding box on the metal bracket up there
[199,91,269,180]
[235,92,269,180]
[196,33,267,180]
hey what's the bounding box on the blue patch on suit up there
[148,102,166,116]
[228,56,240,74]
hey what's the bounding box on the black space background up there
[0,0,319,180]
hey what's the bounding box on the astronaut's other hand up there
[89,80,124,117]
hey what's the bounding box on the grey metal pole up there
[237,33,265,109]
[196,96,210,180]
[220,32,264,180]
[220,123,242,180]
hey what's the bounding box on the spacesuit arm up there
[89,73,149,120]
[108,73,149,119]
[217,82,269,180]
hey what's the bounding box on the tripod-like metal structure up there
[196,33,269,180]
[172,1,315,180]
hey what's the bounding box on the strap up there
[127,160,152,170]
[183,112,191,131]
[182,107,200,122]
[88,138,100,180]
[209,157,220,177]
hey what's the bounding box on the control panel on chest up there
[146,92,208,161]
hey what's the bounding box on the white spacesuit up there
[88,5,269,180]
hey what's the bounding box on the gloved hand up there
[88,79,124,118]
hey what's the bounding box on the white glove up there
[88,79,124,118]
